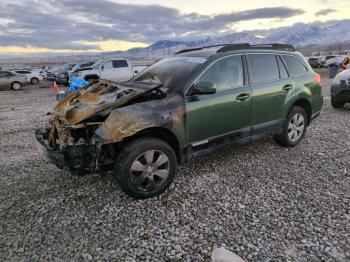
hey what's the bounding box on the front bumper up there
[331,81,350,102]
[35,128,96,172]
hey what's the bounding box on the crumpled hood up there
[50,80,147,125]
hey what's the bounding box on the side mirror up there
[191,81,217,95]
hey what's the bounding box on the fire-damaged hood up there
[50,80,158,125]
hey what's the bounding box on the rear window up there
[282,55,308,77]
[113,60,128,68]
[247,54,279,83]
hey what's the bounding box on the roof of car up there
[175,43,296,58]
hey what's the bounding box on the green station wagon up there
[35,43,323,199]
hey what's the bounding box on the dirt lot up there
[1,76,350,261]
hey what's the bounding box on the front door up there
[100,61,115,81]
[185,55,252,145]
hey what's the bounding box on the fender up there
[93,94,186,147]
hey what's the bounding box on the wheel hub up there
[130,150,170,191]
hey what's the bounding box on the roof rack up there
[175,43,296,55]
[218,43,296,52]
[175,44,231,55]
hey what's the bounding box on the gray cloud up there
[315,8,336,16]
[0,0,304,51]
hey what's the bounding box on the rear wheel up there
[113,137,177,199]
[275,106,308,147]
[31,77,39,84]
[11,82,22,90]
[331,97,345,109]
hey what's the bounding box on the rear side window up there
[247,54,279,84]
[17,70,30,74]
[281,55,308,77]
[277,56,289,79]
[113,60,128,68]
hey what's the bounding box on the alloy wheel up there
[130,150,170,192]
[12,83,21,90]
[288,113,305,142]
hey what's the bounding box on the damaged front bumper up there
[35,128,96,172]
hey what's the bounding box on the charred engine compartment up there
[36,79,166,173]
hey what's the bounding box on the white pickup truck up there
[74,59,148,83]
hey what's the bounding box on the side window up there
[0,71,7,78]
[103,61,114,70]
[195,55,244,91]
[113,60,128,68]
[277,56,289,79]
[247,54,279,83]
[281,55,308,77]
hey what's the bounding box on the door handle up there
[282,84,293,92]
[236,93,250,102]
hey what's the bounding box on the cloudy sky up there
[0,0,349,54]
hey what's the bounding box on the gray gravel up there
[1,79,350,261]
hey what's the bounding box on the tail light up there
[314,74,321,85]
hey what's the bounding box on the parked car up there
[75,59,148,83]
[68,61,96,83]
[325,56,345,67]
[35,43,323,199]
[308,56,325,68]
[11,69,44,84]
[52,63,77,85]
[330,69,350,108]
[0,71,29,90]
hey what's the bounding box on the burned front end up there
[35,80,168,173]
[35,121,99,172]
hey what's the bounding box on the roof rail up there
[175,43,296,55]
[218,43,296,52]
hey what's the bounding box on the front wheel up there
[275,106,308,147]
[113,137,177,199]
[331,97,345,109]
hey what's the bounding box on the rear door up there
[185,55,252,144]
[247,53,294,135]
[112,60,134,82]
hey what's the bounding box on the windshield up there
[92,61,105,69]
[131,56,207,92]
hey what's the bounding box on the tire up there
[113,137,177,199]
[11,82,22,91]
[31,77,39,84]
[275,106,308,147]
[331,97,345,109]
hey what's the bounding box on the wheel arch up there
[290,98,312,124]
[120,127,181,163]
[84,74,100,80]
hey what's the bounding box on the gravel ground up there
[1,78,350,261]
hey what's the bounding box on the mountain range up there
[118,19,350,58]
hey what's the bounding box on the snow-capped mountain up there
[121,20,350,58]
[267,20,350,47]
